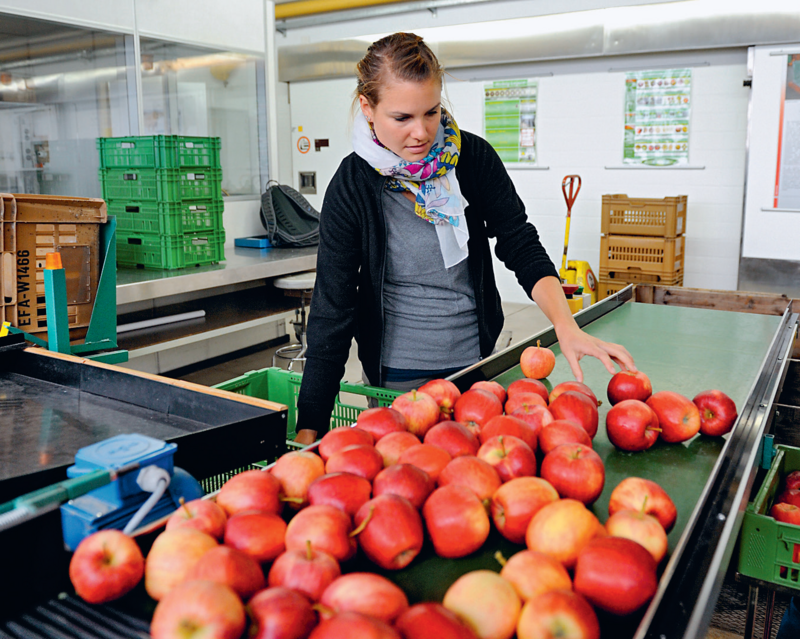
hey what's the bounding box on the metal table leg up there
[745,585,759,639]
[763,588,777,639]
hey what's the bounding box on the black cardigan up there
[295,131,559,433]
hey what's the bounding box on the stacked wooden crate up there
[98,136,225,270]
[597,194,687,299]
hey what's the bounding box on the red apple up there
[442,570,521,639]
[609,477,678,533]
[538,420,592,455]
[284,504,357,562]
[272,451,326,510]
[549,391,599,439]
[398,443,452,483]
[186,546,265,599]
[423,485,491,558]
[693,390,738,436]
[453,389,503,429]
[504,392,547,415]
[420,379,462,422]
[605,510,668,564]
[247,587,317,639]
[375,431,420,466]
[353,494,424,570]
[549,381,599,407]
[391,390,440,437]
[356,407,409,441]
[777,489,800,508]
[477,435,537,482]
[145,528,218,600]
[526,499,605,569]
[480,414,538,450]
[771,502,800,525]
[165,498,227,540]
[307,472,372,517]
[438,456,502,505]
[325,444,383,481]
[605,399,661,452]
[508,378,549,404]
[646,391,701,443]
[540,444,605,506]
[268,542,341,602]
[499,550,572,602]
[69,530,144,604]
[224,511,287,564]
[607,370,652,405]
[510,404,554,440]
[520,340,556,379]
[424,421,480,458]
[516,590,599,639]
[471,380,507,405]
[216,469,282,517]
[150,580,245,639]
[373,463,434,509]
[786,471,800,491]
[318,427,374,461]
[395,603,479,639]
[309,612,400,639]
[320,573,409,623]
[573,536,658,616]
[491,477,559,544]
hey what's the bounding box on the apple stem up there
[412,389,417,401]
[280,496,305,504]
[180,496,192,517]
[349,505,375,537]
[312,603,335,617]
[646,427,663,433]
[641,495,649,514]
[305,539,313,561]
[499,435,506,456]
[537,339,541,349]
[494,551,508,567]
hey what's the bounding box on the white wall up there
[290,52,749,302]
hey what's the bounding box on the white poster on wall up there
[483,79,538,165]
[774,55,800,210]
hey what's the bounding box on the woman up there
[294,33,634,442]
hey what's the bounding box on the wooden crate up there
[598,273,684,300]
[599,266,683,285]
[600,234,684,276]
[601,194,687,237]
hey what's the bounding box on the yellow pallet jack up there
[559,175,598,312]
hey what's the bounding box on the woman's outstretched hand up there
[554,321,636,383]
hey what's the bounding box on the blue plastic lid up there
[73,434,175,470]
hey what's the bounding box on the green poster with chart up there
[623,68,692,166]
[484,79,538,165]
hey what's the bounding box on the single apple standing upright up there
[423,485,491,558]
[647,391,701,443]
[693,390,738,436]
[392,390,440,437]
[268,542,341,602]
[605,399,661,452]
[607,370,652,405]
[520,340,556,379]
[419,379,462,422]
[477,435,537,482]
[69,530,144,604]
[540,444,605,505]
[150,580,245,639]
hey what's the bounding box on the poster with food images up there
[774,54,800,210]
[623,69,692,166]
[483,79,538,165]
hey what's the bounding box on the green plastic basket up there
[100,167,222,202]
[213,367,402,442]
[739,444,800,588]
[110,199,224,237]
[117,230,225,270]
[97,136,221,169]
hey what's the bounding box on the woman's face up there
[360,75,442,162]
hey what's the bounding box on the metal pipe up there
[276,0,410,20]
[116,310,206,334]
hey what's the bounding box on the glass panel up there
[0,14,133,197]
[139,38,265,196]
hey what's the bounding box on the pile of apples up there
[66,341,741,639]
[770,470,800,525]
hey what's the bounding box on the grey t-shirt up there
[381,189,481,370]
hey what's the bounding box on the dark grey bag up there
[260,182,320,248]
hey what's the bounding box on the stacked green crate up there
[97,136,225,270]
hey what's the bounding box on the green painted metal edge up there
[43,268,71,354]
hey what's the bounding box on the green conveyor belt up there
[368,302,782,605]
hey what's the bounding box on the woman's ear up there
[359,95,373,122]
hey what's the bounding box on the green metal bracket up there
[760,434,776,470]
[85,350,128,364]
[43,266,72,354]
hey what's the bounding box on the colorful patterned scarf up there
[352,108,469,268]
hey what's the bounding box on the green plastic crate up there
[97,136,221,169]
[100,167,222,202]
[739,444,800,588]
[110,200,224,237]
[213,367,402,442]
[117,230,225,270]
